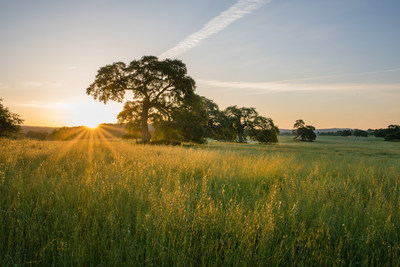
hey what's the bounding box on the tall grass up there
[1,137,399,265]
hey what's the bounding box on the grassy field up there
[1,135,400,265]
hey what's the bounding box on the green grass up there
[1,136,399,265]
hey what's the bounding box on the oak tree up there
[203,97,235,141]
[225,106,258,143]
[248,116,279,143]
[87,56,196,143]
[292,119,316,141]
[224,106,279,143]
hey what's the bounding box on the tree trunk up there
[238,126,245,143]
[141,103,151,143]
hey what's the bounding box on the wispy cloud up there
[21,81,44,88]
[159,0,270,59]
[276,68,400,83]
[15,101,67,109]
[21,81,64,88]
[197,79,400,93]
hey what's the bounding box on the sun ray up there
[98,124,126,138]
[53,127,88,163]
[95,126,120,160]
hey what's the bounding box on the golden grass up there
[0,136,399,265]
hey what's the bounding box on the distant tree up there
[224,106,258,143]
[339,130,352,137]
[293,119,305,130]
[0,98,23,137]
[353,129,368,137]
[387,124,400,133]
[372,125,400,141]
[87,56,196,143]
[292,119,316,141]
[26,131,49,140]
[248,116,279,143]
[373,129,386,138]
[51,127,80,141]
[319,131,339,136]
[374,125,400,141]
[384,131,400,141]
[224,106,279,143]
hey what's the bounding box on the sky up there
[0,0,399,129]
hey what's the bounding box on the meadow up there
[1,135,400,265]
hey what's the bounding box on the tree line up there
[318,126,400,141]
[1,56,398,143]
[372,125,400,141]
[319,129,368,137]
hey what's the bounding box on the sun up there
[85,122,100,129]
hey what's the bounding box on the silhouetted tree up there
[225,106,258,143]
[387,124,400,134]
[292,119,316,141]
[0,98,23,137]
[339,130,352,137]
[372,125,400,140]
[248,116,279,143]
[384,131,400,141]
[87,56,196,143]
[51,127,84,141]
[202,97,236,141]
[153,94,207,143]
[372,125,400,141]
[293,119,305,130]
[26,131,49,140]
[353,129,368,137]
[224,106,279,143]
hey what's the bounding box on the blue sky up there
[0,0,399,128]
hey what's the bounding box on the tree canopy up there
[373,125,400,141]
[87,56,197,143]
[292,119,316,141]
[152,94,208,143]
[248,115,280,144]
[202,97,236,142]
[353,129,368,137]
[0,98,23,137]
[224,105,279,143]
[225,106,258,143]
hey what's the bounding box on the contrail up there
[159,0,269,59]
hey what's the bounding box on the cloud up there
[16,101,67,109]
[197,79,400,93]
[276,68,400,83]
[159,0,270,59]
[21,81,64,88]
[22,82,44,88]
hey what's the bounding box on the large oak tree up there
[87,56,196,142]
